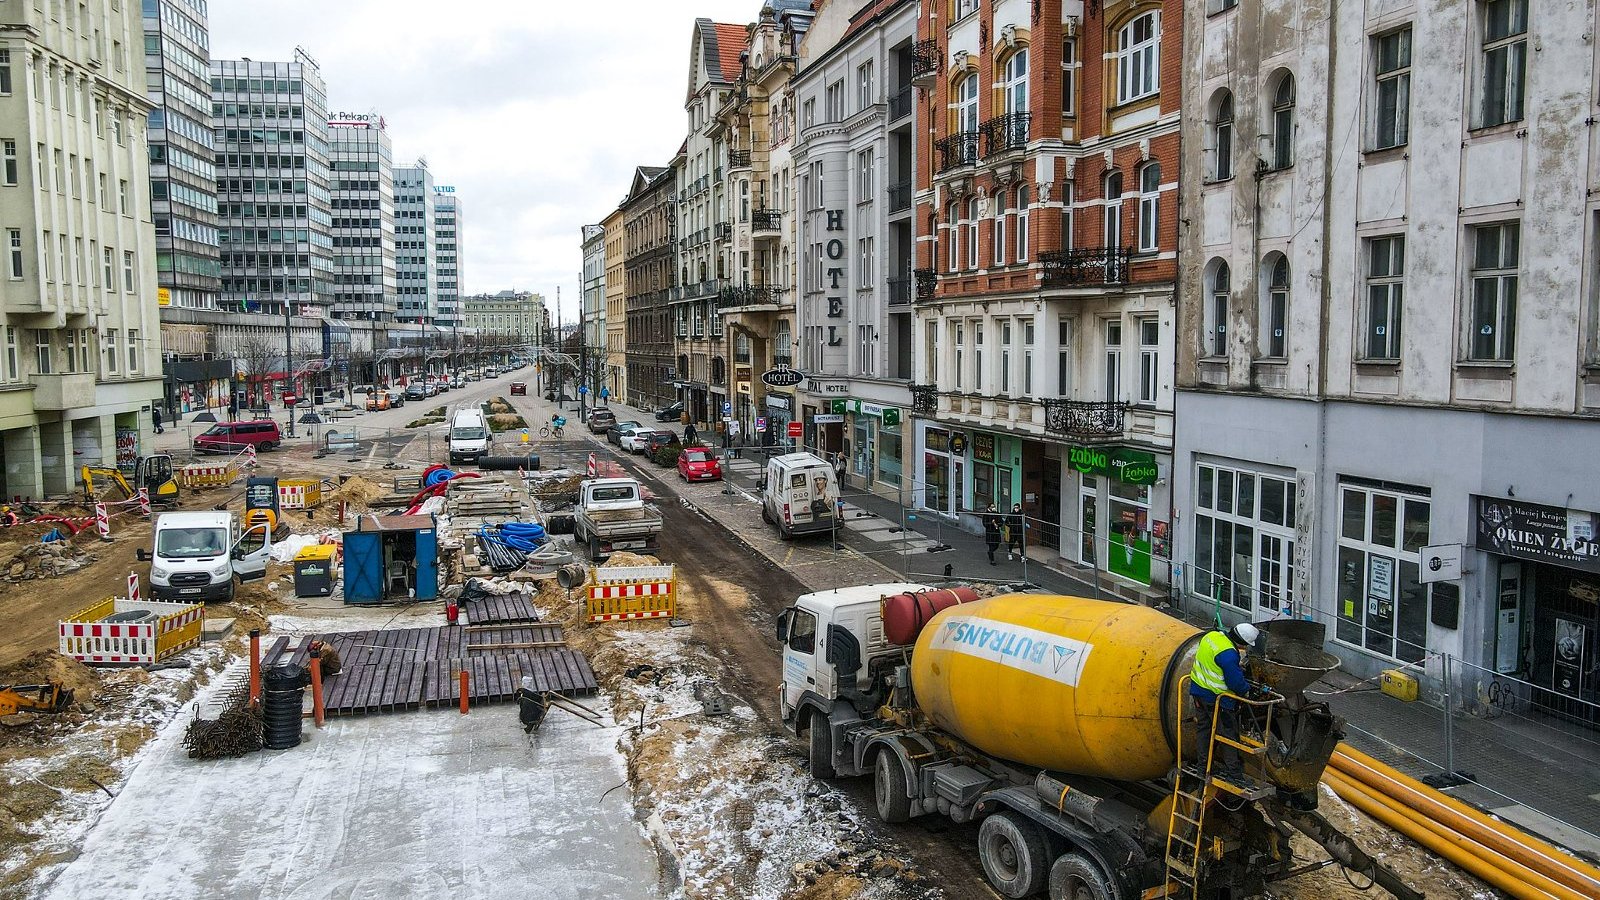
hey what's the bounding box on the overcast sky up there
[211,0,762,321]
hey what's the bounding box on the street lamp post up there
[283,301,297,438]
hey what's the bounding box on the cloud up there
[212,0,759,318]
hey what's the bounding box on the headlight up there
[150,566,169,579]
[213,564,231,578]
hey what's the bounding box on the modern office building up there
[1176,0,1600,696]
[0,0,166,496]
[433,185,461,327]
[327,112,394,323]
[392,161,436,324]
[622,163,678,411]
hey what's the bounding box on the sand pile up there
[327,476,387,510]
[0,651,101,704]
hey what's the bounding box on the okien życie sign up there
[1474,495,1600,575]
[1069,446,1158,486]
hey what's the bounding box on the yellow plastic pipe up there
[1332,746,1600,897]
[1322,769,1579,900]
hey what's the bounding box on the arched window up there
[1103,171,1124,250]
[1003,49,1029,148]
[1016,185,1030,262]
[1270,74,1295,170]
[1116,12,1160,104]
[1208,261,1230,357]
[1262,254,1289,358]
[994,192,1009,265]
[965,198,979,269]
[1137,163,1160,252]
[1212,91,1235,180]
[947,203,960,272]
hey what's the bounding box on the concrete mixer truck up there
[776,584,1423,900]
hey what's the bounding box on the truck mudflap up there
[974,785,1146,900]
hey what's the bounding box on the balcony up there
[751,208,782,234]
[911,40,939,83]
[981,112,1030,158]
[888,181,911,212]
[733,349,751,364]
[1043,399,1127,439]
[888,88,912,122]
[910,384,939,416]
[773,352,793,368]
[1040,247,1132,286]
[714,222,731,243]
[719,284,785,309]
[728,149,751,169]
[936,132,979,173]
[914,268,937,301]
[887,277,911,306]
[30,373,96,410]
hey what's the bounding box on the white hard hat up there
[1229,623,1260,646]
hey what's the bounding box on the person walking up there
[1006,502,1025,561]
[684,421,699,446]
[982,503,1003,565]
[1189,622,1260,780]
[832,450,847,485]
[152,406,164,435]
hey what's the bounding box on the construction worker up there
[307,639,342,676]
[1189,622,1259,779]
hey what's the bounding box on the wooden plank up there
[261,635,290,668]
[467,640,565,651]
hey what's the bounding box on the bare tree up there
[234,338,279,411]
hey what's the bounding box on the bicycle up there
[539,423,565,439]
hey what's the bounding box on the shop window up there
[1334,480,1430,662]
[1193,462,1297,614]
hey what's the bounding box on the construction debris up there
[182,679,262,760]
[0,541,95,582]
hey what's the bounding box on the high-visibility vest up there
[1191,630,1235,696]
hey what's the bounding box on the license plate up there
[179,588,201,595]
[614,540,644,549]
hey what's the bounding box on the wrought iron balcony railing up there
[1043,399,1127,438]
[718,284,784,307]
[887,277,911,305]
[911,40,939,81]
[914,268,937,301]
[728,149,751,169]
[888,181,911,212]
[936,132,979,173]
[910,383,939,416]
[751,209,782,232]
[1039,247,1132,286]
[714,222,731,242]
[888,88,912,122]
[981,112,1030,157]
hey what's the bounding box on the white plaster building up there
[1177,0,1600,700]
[0,0,166,497]
[580,222,605,359]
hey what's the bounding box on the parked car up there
[194,419,283,454]
[644,430,681,459]
[678,447,722,482]
[386,388,405,408]
[588,408,617,433]
[366,391,389,411]
[510,381,527,396]
[606,420,643,446]
[618,426,656,453]
[405,382,427,400]
[451,376,465,389]
[653,401,684,422]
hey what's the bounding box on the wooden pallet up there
[463,592,541,624]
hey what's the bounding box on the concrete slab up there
[1490,804,1600,860]
[200,617,235,641]
[44,687,660,900]
[842,518,895,534]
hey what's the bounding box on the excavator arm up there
[81,466,133,501]
[0,683,75,717]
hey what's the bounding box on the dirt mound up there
[488,413,527,432]
[327,476,387,510]
[0,540,95,582]
[0,651,102,704]
[485,397,517,415]
[602,551,660,568]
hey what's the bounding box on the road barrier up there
[278,478,323,510]
[59,596,205,664]
[586,564,676,623]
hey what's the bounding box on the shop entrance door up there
[1040,463,1062,550]
[1496,561,1522,675]
[1078,477,1098,567]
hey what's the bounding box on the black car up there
[643,430,681,460]
[606,420,643,445]
[653,401,684,422]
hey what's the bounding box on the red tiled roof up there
[712,22,748,82]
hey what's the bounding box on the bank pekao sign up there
[1069,446,1159,486]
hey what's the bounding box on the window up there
[1373,28,1412,150]
[856,148,873,200]
[1061,40,1077,116]
[0,49,11,96]
[1000,320,1013,394]
[954,0,977,18]
[802,98,815,128]
[1469,222,1519,360]
[1335,480,1430,662]
[825,80,844,122]
[1103,171,1123,249]
[1212,92,1234,180]
[1262,255,1289,358]
[1022,320,1035,395]
[954,321,965,389]
[1060,183,1074,251]
[1193,463,1297,615]
[857,236,872,287]
[1016,186,1029,262]
[1116,13,1160,104]
[1,140,14,186]
[1481,0,1527,127]
[1004,49,1029,122]
[6,229,20,278]
[957,73,979,135]
[858,324,875,375]
[1138,318,1159,404]
[946,203,960,272]
[122,249,134,292]
[973,322,984,391]
[857,60,873,111]
[1208,261,1230,357]
[994,192,1008,265]
[118,179,128,214]
[102,247,113,290]
[34,330,51,374]
[126,328,140,373]
[1057,320,1071,395]
[1103,320,1122,401]
[965,198,978,269]
[1365,236,1404,359]
[103,328,117,373]
[52,150,62,194]
[1137,163,1160,252]
[3,328,15,382]
[1271,74,1295,169]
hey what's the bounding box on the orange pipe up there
[1332,746,1600,896]
[309,656,325,728]
[459,670,469,715]
[1323,769,1580,900]
[248,629,261,710]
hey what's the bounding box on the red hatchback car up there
[677,447,722,482]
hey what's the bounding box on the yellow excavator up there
[81,455,179,506]
[0,682,74,717]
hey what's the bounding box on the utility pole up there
[284,301,297,438]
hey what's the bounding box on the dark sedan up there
[653,402,684,422]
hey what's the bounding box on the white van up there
[760,452,838,539]
[140,511,272,603]
[449,407,491,464]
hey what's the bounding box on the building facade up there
[393,162,436,324]
[326,113,394,323]
[907,0,1179,599]
[601,206,627,402]
[623,164,677,411]
[1176,0,1600,698]
[432,185,461,327]
[461,290,545,357]
[580,222,606,386]
[0,0,166,496]
[792,0,918,501]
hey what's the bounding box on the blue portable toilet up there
[342,514,439,604]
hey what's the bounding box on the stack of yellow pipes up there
[1323,744,1600,900]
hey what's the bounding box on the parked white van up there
[139,511,271,603]
[760,452,838,539]
[449,407,491,464]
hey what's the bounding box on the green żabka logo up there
[1118,461,1158,483]
[1069,447,1107,473]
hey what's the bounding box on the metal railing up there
[728,149,751,169]
[1040,247,1132,286]
[914,268,937,301]
[936,132,979,173]
[714,222,731,242]
[1042,399,1127,438]
[888,88,912,121]
[981,112,1030,157]
[911,40,939,80]
[719,284,784,307]
[888,181,912,212]
[887,277,911,306]
[751,209,782,232]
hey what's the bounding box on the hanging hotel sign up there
[1068,446,1159,486]
[762,368,805,387]
[1473,496,1600,575]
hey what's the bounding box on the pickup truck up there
[572,477,663,561]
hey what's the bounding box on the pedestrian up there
[982,504,1003,565]
[684,422,699,446]
[728,418,741,445]
[228,399,239,421]
[1189,622,1260,781]
[152,406,163,435]
[720,421,730,450]
[833,450,847,484]
[1006,503,1025,561]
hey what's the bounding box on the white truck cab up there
[141,511,272,603]
[777,583,928,734]
[448,407,491,463]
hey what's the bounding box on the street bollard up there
[459,669,470,715]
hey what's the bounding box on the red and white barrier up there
[137,488,150,517]
[94,502,109,538]
[587,452,597,477]
[127,571,140,605]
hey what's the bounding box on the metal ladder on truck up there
[1154,677,1280,900]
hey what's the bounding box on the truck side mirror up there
[136,549,148,562]
[775,608,792,643]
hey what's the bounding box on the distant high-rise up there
[433,187,461,326]
[210,51,332,317]
[327,113,394,322]
[142,0,219,311]
[393,162,436,323]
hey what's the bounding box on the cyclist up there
[542,413,567,438]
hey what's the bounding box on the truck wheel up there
[978,811,1050,898]
[873,751,912,824]
[1048,852,1116,900]
[807,711,836,779]
[761,505,773,525]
